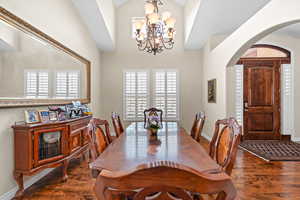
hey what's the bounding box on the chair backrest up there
[144,108,163,128]
[190,112,205,142]
[86,121,98,162]
[94,118,113,144]
[87,118,112,161]
[111,112,124,137]
[209,118,242,175]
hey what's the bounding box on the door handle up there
[244,102,248,108]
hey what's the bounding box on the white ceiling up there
[275,23,300,38]
[113,0,186,7]
[112,0,128,7]
[72,0,115,51]
[185,0,271,49]
[74,0,300,51]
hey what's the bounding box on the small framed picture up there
[25,110,41,124]
[39,110,50,122]
[49,111,58,121]
[208,79,217,103]
[58,112,67,121]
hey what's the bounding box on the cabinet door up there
[70,130,82,153]
[33,127,67,167]
[69,118,90,152]
[82,128,89,145]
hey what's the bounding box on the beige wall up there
[100,0,203,131]
[0,0,102,196]
[201,37,227,137]
[184,0,201,43]
[97,0,115,44]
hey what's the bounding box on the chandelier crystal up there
[133,0,176,55]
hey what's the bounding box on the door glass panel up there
[39,131,61,160]
[242,47,288,58]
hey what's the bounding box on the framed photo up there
[25,110,41,124]
[58,105,67,112]
[58,112,67,121]
[208,79,217,103]
[49,111,58,121]
[39,110,50,122]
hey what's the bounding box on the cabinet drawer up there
[69,119,90,133]
[70,131,81,153]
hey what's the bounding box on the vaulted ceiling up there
[73,0,300,52]
[185,0,271,49]
[112,0,187,7]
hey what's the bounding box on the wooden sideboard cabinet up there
[12,115,92,198]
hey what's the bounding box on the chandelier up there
[133,0,176,55]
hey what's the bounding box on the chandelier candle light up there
[133,0,176,55]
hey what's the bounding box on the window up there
[241,45,290,58]
[25,71,49,98]
[153,70,179,121]
[123,71,150,121]
[55,71,80,98]
[123,69,179,121]
[282,64,294,136]
[235,65,243,125]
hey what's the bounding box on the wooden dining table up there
[90,122,237,200]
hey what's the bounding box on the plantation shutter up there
[124,71,149,121]
[153,70,179,121]
[282,64,294,135]
[56,71,80,98]
[25,71,49,98]
[235,65,243,125]
[68,72,80,98]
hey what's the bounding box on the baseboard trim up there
[292,136,300,142]
[0,168,54,200]
[202,132,212,142]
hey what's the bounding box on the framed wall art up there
[208,79,216,103]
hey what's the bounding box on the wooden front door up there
[243,59,281,140]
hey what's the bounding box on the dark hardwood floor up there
[22,137,300,200]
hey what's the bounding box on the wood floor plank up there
[21,137,300,200]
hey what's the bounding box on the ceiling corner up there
[112,0,128,7]
[173,0,187,6]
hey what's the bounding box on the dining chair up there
[87,118,113,162]
[190,112,205,142]
[209,117,242,176]
[111,112,124,137]
[193,118,242,200]
[144,107,163,128]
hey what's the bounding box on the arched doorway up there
[237,44,291,140]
